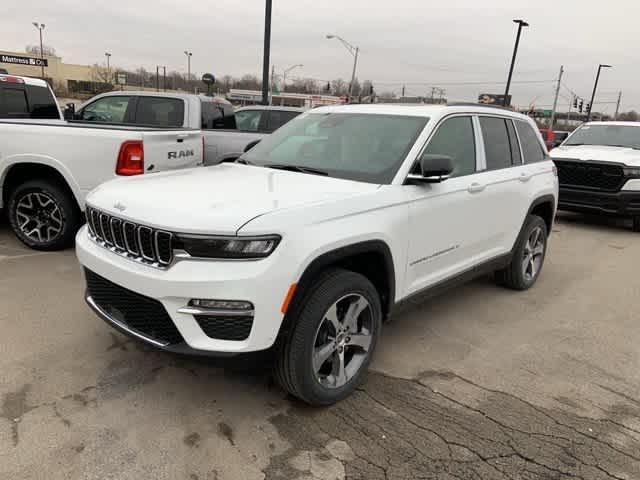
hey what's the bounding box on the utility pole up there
[614,91,622,120]
[261,0,272,105]
[156,66,160,92]
[401,85,405,98]
[549,65,564,129]
[163,66,167,92]
[587,64,612,122]
[105,52,111,84]
[504,19,529,107]
[270,64,275,105]
[32,22,46,79]
[184,51,192,91]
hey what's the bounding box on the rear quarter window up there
[515,120,546,163]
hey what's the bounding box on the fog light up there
[189,299,254,311]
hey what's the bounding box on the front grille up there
[85,269,184,345]
[86,206,173,267]
[554,160,625,192]
[195,315,254,341]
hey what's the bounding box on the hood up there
[86,163,379,234]
[551,144,640,167]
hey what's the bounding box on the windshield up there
[239,112,429,184]
[565,125,640,149]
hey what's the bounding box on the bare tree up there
[331,78,349,96]
[26,44,56,57]
[90,63,113,84]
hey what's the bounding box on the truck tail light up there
[116,140,144,176]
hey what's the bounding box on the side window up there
[506,120,522,165]
[479,117,512,170]
[423,116,476,177]
[25,85,59,119]
[515,121,546,163]
[201,102,236,129]
[235,110,263,132]
[80,96,131,123]
[135,97,184,127]
[266,110,301,133]
[1,88,29,118]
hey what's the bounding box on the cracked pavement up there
[1,212,639,479]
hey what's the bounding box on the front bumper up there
[76,226,291,355]
[558,187,640,217]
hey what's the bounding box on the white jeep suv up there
[76,104,558,405]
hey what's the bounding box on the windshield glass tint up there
[240,112,428,184]
[565,125,640,149]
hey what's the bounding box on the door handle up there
[467,182,486,193]
[518,172,532,182]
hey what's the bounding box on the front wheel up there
[495,215,548,290]
[275,269,382,406]
[7,180,81,251]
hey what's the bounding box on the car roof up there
[93,90,231,104]
[0,74,50,88]
[583,121,640,127]
[310,103,534,121]
[235,105,305,113]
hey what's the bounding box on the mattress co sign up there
[1,54,48,67]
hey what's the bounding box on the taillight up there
[116,140,144,176]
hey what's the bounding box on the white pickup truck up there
[67,91,303,165]
[0,74,203,250]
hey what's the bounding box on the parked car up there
[67,91,302,166]
[553,130,570,147]
[0,74,61,120]
[76,104,557,405]
[551,121,640,231]
[539,128,555,150]
[0,76,203,250]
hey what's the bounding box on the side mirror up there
[244,139,261,153]
[407,154,454,183]
[63,103,76,121]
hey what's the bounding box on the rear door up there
[132,96,186,127]
[472,116,537,252]
[141,130,203,172]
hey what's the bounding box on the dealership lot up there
[1,214,639,479]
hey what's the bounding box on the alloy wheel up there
[522,226,545,282]
[312,294,373,389]
[15,192,63,244]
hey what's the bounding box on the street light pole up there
[503,19,529,107]
[326,35,359,101]
[32,22,46,79]
[261,0,272,106]
[184,51,192,91]
[105,52,111,84]
[282,64,303,93]
[587,64,612,122]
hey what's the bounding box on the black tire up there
[495,215,548,290]
[7,179,81,251]
[275,268,382,406]
[633,217,640,232]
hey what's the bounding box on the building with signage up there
[0,49,100,94]
[227,89,344,108]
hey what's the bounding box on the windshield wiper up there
[264,164,329,176]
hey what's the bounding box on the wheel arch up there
[528,194,556,236]
[1,158,82,211]
[281,240,396,336]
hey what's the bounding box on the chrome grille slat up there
[86,207,173,268]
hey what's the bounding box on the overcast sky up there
[4,0,639,112]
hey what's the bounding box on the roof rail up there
[447,102,513,111]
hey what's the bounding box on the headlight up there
[173,234,281,259]
[623,167,640,178]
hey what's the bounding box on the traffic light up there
[585,102,591,114]
[573,97,578,109]
[579,99,584,113]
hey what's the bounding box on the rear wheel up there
[275,269,382,406]
[7,180,80,250]
[495,215,548,290]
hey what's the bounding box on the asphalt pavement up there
[1,213,639,479]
